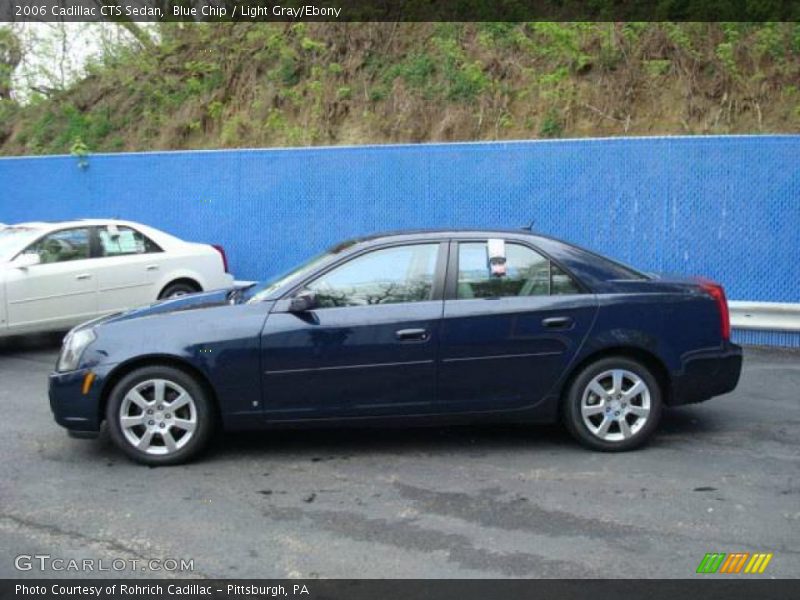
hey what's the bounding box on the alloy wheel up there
[580,369,651,442]
[119,379,197,455]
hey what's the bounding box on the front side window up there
[98,226,162,257]
[457,241,580,299]
[306,244,439,308]
[26,228,91,264]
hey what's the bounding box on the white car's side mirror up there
[13,252,41,269]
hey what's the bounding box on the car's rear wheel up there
[159,281,199,299]
[562,357,662,451]
[106,366,214,465]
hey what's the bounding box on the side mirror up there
[13,252,41,269]
[289,290,317,313]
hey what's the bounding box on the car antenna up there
[521,219,535,232]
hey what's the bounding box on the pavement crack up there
[0,512,149,559]
[0,512,212,578]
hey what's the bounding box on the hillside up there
[1,22,798,156]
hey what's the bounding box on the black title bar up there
[2,0,800,22]
[4,579,800,600]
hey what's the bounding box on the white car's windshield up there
[0,227,42,261]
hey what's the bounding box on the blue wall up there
[1,135,798,345]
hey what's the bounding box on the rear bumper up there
[49,364,115,433]
[670,342,743,405]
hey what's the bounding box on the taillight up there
[212,244,229,273]
[698,280,730,341]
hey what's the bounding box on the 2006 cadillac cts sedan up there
[49,230,743,465]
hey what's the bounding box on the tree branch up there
[90,0,156,50]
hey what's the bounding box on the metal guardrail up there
[729,301,800,333]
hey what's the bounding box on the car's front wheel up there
[106,366,214,465]
[562,357,662,451]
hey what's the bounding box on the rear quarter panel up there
[154,244,233,295]
[577,281,723,380]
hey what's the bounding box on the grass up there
[1,22,799,156]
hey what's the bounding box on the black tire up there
[106,365,214,466]
[562,357,662,452]
[158,281,199,300]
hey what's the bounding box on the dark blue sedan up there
[49,230,742,464]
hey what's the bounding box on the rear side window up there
[98,226,162,257]
[457,241,580,299]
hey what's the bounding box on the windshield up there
[245,250,338,303]
[0,227,42,260]
[246,239,361,302]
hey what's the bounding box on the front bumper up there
[49,364,115,433]
[670,342,743,405]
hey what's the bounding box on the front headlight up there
[57,328,96,372]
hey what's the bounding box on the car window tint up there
[457,242,580,298]
[307,244,439,308]
[551,263,581,295]
[98,226,162,256]
[28,228,91,264]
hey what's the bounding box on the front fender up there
[81,303,271,419]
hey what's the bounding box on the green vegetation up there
[1,22,798,155]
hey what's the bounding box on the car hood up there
[87,288,242,329]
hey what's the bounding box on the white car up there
[0,219,234,337]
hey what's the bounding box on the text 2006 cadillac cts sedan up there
[50,230,742,465]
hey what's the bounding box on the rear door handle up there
[146,264,159,271]
[76,273,92,280]
[542,316,574,330]
[395,328,429,342]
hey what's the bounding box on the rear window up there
[530,235,650,288]
[591,253,649,280]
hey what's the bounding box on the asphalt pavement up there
[0,335,798,579]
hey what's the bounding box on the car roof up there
[338,228,592,257]
[4,219,182,248]
[339,228,649,287]
[10,218,140,230]
[344,228,553,245]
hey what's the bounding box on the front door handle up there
[395,328,429,342]
[542,316,574,330]
[76,273,92,280]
